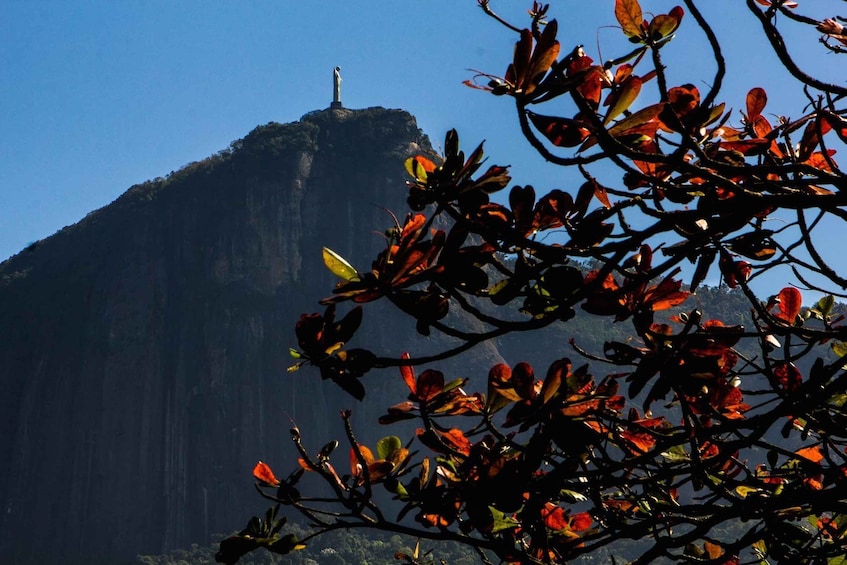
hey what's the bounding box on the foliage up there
[136,524,480,565]
[223,1,847,563]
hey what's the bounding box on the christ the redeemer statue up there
[331,66,342,109]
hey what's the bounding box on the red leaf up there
[512,362,537,400]
[542,505,569,530]
[576,68,606,110]
[417,369,445,402]
[776,287,802,323]
[798,118,832,162]
[570,512,593,532]
[773,361,802,393]
[527,112,591,148]
[668,84,700,118]
[719,138,771,156]
[746,87,767,121]
[253,461,280,487]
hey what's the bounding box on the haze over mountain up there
[0,107,509,564]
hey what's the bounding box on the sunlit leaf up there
[615,0,644,39]
[703,541,724,560]
[832,341,847,358]
[322,247,360,282]
[605,76,642,125]
[253,461,280,487]
[399,353,416,394]
[404,155,436,181]
[648,7,684,40]
[417,369,445,402]
[746,87,767,121]
[776,287,802,323]
[773,362,802,394]
[376,436,403,461]
[795,445,824,463]
[527,112,591,148]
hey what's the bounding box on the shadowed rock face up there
[0,107,501,564]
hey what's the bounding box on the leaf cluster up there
[226,1,847,563]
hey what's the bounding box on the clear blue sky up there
[1,1,842,295]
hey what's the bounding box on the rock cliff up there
[0,107,501,564]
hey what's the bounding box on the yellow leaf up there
[605,75,642,125]
[404,155,436,181]
[322,247,360,282]
[735,485,760,499]
[615,0,644,39]
[832,341,847,358]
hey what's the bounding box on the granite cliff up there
[0,107,501,564]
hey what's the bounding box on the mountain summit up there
[0,107,452,564]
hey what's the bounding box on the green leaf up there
[661,444,689,462]
[289,348,301,359]
[489,506,520,533]
[376,436,402,460]
[813,294,835,319]
[322,247,360,282]
[560,489,588,502]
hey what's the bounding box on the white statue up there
[333,66,342,107]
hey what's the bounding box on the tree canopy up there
[218,1,847,563]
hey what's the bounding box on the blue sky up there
[1,1,842,296]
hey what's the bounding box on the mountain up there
[0,107,502,565]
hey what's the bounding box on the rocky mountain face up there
[0,107,502,564]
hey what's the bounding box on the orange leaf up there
[615,0,644,38]
[400,353,416,394]
[804,150,837,172]
[704,541,724,560]
[253,461,281,486]
[442,428,471,456]
[822,111,847,143]
[795,445,824,463]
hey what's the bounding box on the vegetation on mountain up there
[136,525,480,565]
[221,1,847,563]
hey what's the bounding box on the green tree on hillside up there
[221,1,847,563]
